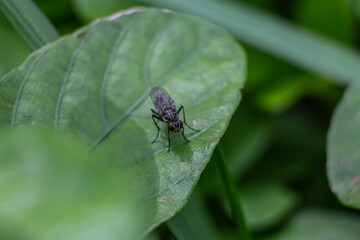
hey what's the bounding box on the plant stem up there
[216,144,252,240]
[0,0,59,50]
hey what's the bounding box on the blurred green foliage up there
[1,0,360,239]
[0,129,144,240]
[0,27,30,76]
[261,210,360,240]
[294,0,356,44]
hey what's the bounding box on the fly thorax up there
[164,110,178,121]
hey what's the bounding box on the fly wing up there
[150,87,175,111]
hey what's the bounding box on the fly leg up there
[151,108,160,116]
[151,115,162,143]
[177,106,200,132]
[167,127,171,152]
[150,109,163,143]
[181,127,190,142]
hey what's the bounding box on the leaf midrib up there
[10,14,227,155]
[91,31,226,150]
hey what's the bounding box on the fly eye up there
[168,123,175,131]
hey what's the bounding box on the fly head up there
[168,120,183,133]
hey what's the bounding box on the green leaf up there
[255,75,308,113]
[72,0,146,23]
[0,9,246,233]
[221,181,299,232]
[0,0,59,50]
[239,181,299,231]
[254,74,341,114]
[141,0,360,85]
[262,209,360,240]
[167,190,219,240]
[0,129,144,240]
[327,83,360,208]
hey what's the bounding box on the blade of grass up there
[141,0,360,85]
[216,144,252,240]
[166,190,218,240]
[0,0,59,50]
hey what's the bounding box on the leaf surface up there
[328,83,360,208]
[263,209,360,240]
[0,8,246,232]
[240,181,298,231]
[72,0,145,23]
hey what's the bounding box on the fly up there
[150,87,199,152]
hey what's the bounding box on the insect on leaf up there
[0,8,246,233]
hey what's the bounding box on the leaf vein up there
[100,19,142,127]
[143,19,174,88]
[53,23,113,130]
[11,48,50,126]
